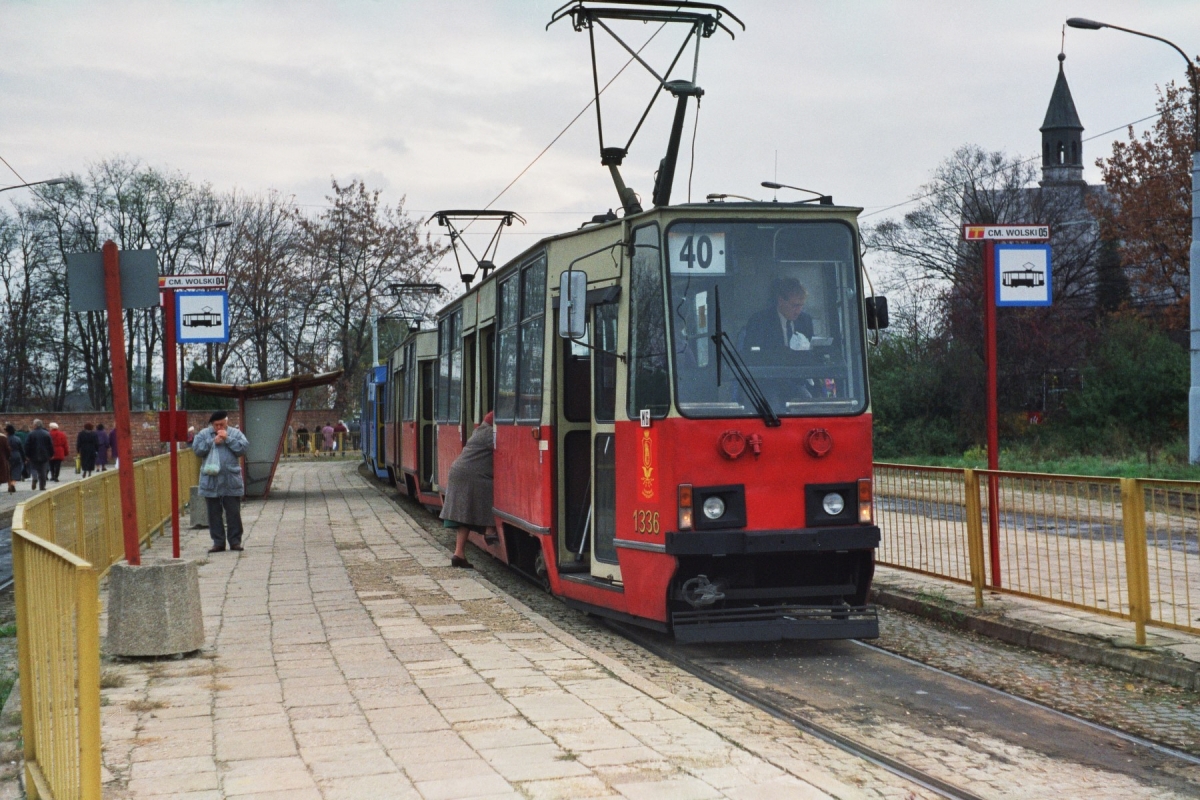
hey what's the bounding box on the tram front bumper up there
[664,525,880,555]
[672,604,879,643]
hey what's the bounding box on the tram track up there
[603,621,1200,799]
[369,467,1200,799]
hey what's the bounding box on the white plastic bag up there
[201,445,221,476]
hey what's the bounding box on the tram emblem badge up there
[639,429,657,502]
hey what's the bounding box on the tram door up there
[462,332,476,442]
[419,360,436,491]
[555,302,622,582]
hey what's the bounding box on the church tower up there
[1040,53,1086,186]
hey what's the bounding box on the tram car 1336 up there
[369,0,889,643]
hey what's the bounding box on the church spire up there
[1040,52,1085,186]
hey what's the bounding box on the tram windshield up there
[665,220,868,419]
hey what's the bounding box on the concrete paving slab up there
[98,462,939,799]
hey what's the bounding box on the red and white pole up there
[163,287,181,558]
[983,240,1001,588]
[104,241,141,566]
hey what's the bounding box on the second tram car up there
[364,201,884,642]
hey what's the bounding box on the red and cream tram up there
[378,202,885,642]
[373,0,886,642]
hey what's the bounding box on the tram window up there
[495,275,520,422]
[403,344,417,421]
[594,303,618,423]
[437,317,451,423]
[449,310,462,425]
[666,220,868,419]
[517,255,547,423]
[627,223,671,420]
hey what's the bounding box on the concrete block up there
[190,486,208,528]
[107,560,204,656]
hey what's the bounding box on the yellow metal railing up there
[11,450,200,800]
[281,431,359,458]
[874,464,1200,644]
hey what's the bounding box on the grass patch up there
[0,624,16,639]
[0,674,13,712]
[126,699,168,713]
[100,669,127,689]
[883,450,1200,481]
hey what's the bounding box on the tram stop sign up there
[995,244,1052,307]
[176,290,231,343]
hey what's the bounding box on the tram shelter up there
[184,370,342,499]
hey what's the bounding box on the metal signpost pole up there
[103,241,142,566]
[983,240,1002,587]
[164,286,181,559]
[964,223,1051,588]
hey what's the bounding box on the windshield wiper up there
[710,286,780,427]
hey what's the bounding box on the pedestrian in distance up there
[440,411,498,569]
[333,420,348,451]
[48,422,68,482]
[297,426,309,453]
[77,423,99,478]
[14,428,29,480]
[192,410,249,553]
[321,422,334,452]
[0,426,12,493]
[95,424,110,471]
[5,425,26,488]
[26,420,53,492]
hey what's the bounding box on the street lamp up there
[760,181,834,205]
[1066,17,1200,461]
[0,177,67,194]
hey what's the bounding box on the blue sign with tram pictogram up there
[995,243,1052,307]
[176,290,230,343]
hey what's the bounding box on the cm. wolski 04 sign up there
[176,290,230,343]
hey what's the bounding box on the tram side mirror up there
[558,270,588,339]
[865,296,889,330]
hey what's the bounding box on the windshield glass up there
[666,220,867,418]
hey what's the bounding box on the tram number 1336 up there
[632,510,661,535]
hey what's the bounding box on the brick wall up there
[1,409,354,458]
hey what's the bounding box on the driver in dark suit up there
[741,277,814,358]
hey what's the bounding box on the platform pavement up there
[872,566,1200,691]
[0,460,89,522]
[96,461,933,800]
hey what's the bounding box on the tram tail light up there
[678,484,694,531]
[858,478,873,524]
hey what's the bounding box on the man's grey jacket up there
[192,426,249,498]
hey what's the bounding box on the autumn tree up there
[865,144,1105,445]
[1093,81,1196,329]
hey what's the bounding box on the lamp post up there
[0,177,67,195]
[761,181,834,205]
[1067,17,1200,461]
[162,220,232,558]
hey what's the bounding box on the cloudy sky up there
[3,1,1198,276]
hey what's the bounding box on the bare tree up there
[295,179,443,408]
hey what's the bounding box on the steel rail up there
[603,620,987,800]
[850,639,1200,767]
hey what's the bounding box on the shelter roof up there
[184,370,343,399]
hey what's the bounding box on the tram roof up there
[428,200,865,324]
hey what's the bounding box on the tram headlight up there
[702,496,725,521]
[822,492,845,517]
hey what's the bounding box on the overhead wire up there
[860,105,1185,220]
[429,14,676,280]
